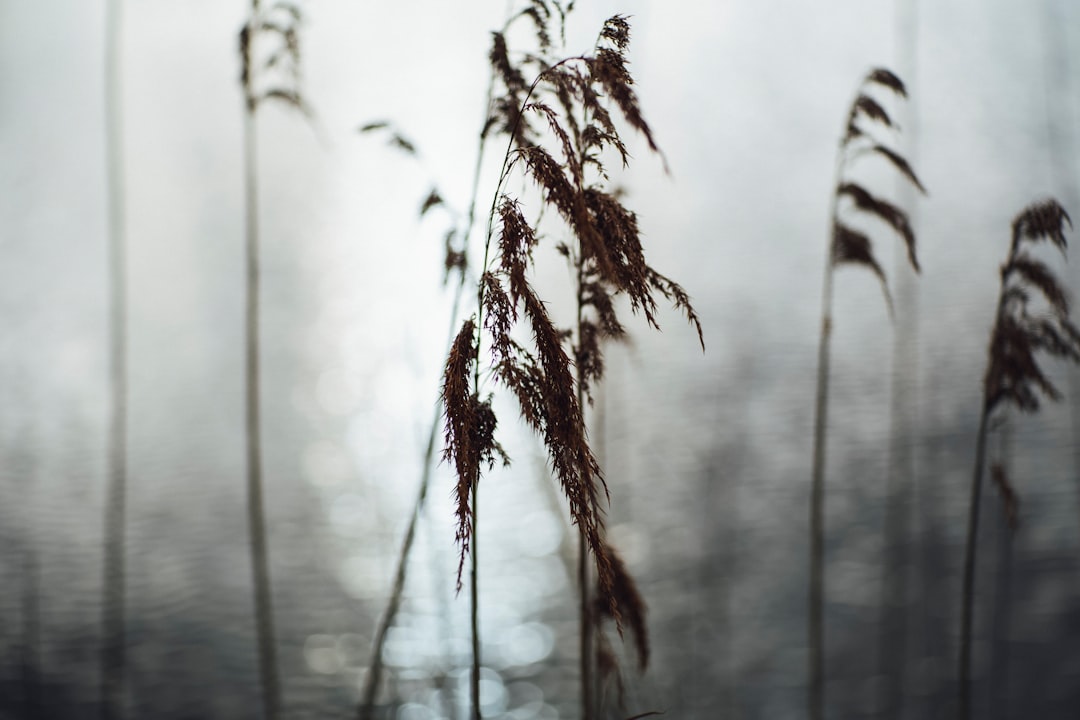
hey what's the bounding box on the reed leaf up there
[870,144,926,194]
[836,182,919,272]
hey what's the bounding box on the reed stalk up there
[576,278,594,720]
[241,31,281,719]
[988,423,1014,720]
[238,2,309,715]
[958,199,1078,720]
[875,6,922,717]
[357,54,495,716]
[808,68,923,720]
[101,0,128,716]
[441,12,698,719]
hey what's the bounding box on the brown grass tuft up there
[438,13,699,717]
[441,319,509,590]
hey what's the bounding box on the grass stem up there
[808,255,833,720]
[358,278,467,720]
[470,477,481,720]
[242,3,282,716]
[101,0,128,716]
[958,407,989,720]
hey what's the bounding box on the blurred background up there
[1,0,1079,718]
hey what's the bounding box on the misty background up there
[1,0,1079,718]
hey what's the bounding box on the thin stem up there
[575,261,594,720]
[463,79,508,720]
[958,262,1015,720]
[470,473,482,720]
[988,419,1013,720]
[360,52,497,717]
[958,406,990,720]
[578,526,593,719]
[357,407,440,720]
[461,54,579,720]
[243,3,282,717]
[877,5,920,713]
[481,56,580,264]
[809,162,841,720]
[357,279,468,720]
[877,372,913,720]
[808,272,832,720]
[101,0,128,717]
[468,55,578,720]
[569,69,597,716]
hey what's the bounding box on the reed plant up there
[877,9,921,714]
[809,67,924,720]
[100,0,128,717]
[440,10,701,719]
[354,9,558,715]
[958,199,1079,720]
[359,5,564,716]
[354,119,475,720]
[238,3,309,717]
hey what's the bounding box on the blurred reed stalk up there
[101,0,128,717]
[877,3,922,715]
[355,53,498,720]
[988,420,1014,720]
[238,2,309,716]
[574,267,595,720]
[809,68,923,720]
[240,1,281,712]
[958,199,1079,720]
[356,7,572,713]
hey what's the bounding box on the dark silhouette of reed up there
[877,5,922,717]
[100,0,128,717]
[958,199,1079,720]
[238,2,310,716]
[809,68,924,720]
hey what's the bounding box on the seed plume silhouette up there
[808,67,924,720]
[958,198,1079,720]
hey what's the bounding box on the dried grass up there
[440,9,701,719]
